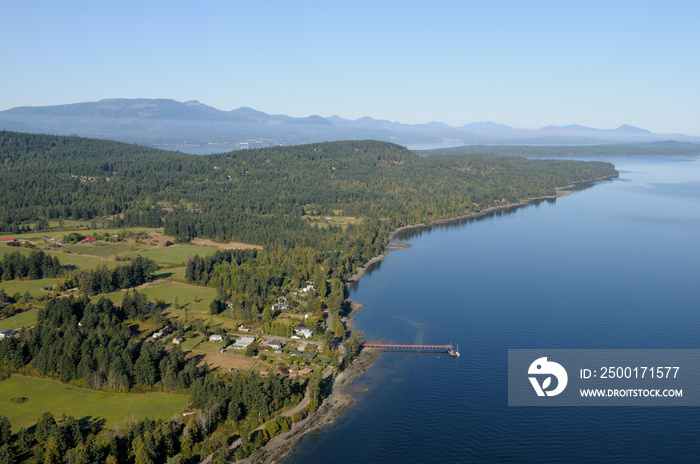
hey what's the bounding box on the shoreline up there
[238,348,381,464]
[345,173,617,285]
[233,173,617,463]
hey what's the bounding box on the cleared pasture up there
[0,375,189,432]
[0,309,39,330]
[97,281,217,312]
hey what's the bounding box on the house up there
[267,340,284,350]
[290,350,302,357]
[172,336,184,345]
[238,325,251,333]
[209,334,223,342]
[0,238,15,244]
[272,297,290,311]
[0,329,14,340]
[298,367,313,376]
[301,353,316,361]
[152,331,164,339]
[301,285,315,293]
[232,336,255,349]
[272,302,291,311]
[298,342,320,352]
[294,328,313,339]
[80,237,96,243]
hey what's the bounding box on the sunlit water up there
[281,157,700,463]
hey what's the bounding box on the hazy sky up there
[3,1,699,134]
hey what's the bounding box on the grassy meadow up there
[0,375,189,432]
[0,309,39,330]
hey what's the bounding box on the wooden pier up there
[362,343,460,357]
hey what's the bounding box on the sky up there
[2,1,699,135]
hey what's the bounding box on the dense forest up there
[0,131,618,462]
[0,130,616,246]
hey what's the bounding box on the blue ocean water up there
[281,157,700,463]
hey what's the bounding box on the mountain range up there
[1,98,697,150]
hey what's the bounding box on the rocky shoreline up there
[238,348,381,464]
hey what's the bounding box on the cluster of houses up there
[145,324,176,343]
[260,367,313,377]
[291,284,315,298]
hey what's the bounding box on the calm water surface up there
[281,157,700,463]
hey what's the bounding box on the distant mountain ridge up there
[3,98,331,125]
[0,98,696,149]
[540,123,651,134]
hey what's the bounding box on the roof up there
[0,238,14,242]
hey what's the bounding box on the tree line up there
[75,256,158,296]
[0,249,63,282]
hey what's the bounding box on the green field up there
[0,246,34,258]
[131,245,222,265]
[0,227,163,242]
[0,375,189,432]
[62,241,147,259]
[97,281,217,312]
[54,251,122,270]
[155,266,186,281]
[0,309,39,330]
[0,278,60,298]
[0,245,120,271]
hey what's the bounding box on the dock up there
[362,343,460,357]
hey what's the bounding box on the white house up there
[0,329,14,340]
[209,334,223,342]
[232,336,256,349]
[294,328,313,339]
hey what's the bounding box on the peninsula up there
[0,131,617,463]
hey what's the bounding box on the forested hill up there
[0,131,616,251]
[416,141,700,157]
